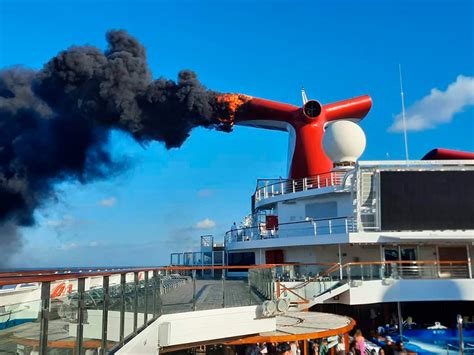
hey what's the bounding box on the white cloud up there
[197,189,213,198]
[195,218,216,230]
[59,242,79,250]
[98,197,117,207]
[389,75,474,132]
[45,215,76,228]
[58,240,102,250]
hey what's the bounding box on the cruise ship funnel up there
[217,94,372,179]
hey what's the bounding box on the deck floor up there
[161,279,262,313]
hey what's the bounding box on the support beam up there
[39,281,51,355]
[397,302,403,339]
[76,278,86,354]
[101,276,110,355]
[133,272,139,334]
[466,244,472,279]
[119,273,126,345]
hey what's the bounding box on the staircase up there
[358,171,378,230]
[275,264,351,311]
[300,282,350,310]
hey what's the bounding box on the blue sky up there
[0,0,472,267]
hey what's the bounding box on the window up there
[228,252,255,272]
[305,201,337,219]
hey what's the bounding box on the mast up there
[399,64,410,163]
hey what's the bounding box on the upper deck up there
[226,160,474,248]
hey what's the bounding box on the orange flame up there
[216,93,252,124]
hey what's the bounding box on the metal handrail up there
[0,267,134,278]
[254,171,348,202]
[257,260,473,306]
[225,216,357,243]
[343,260,470,266]
[0,263,337,286]
[261,260,472,284]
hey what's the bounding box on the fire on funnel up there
[216,93,253,124]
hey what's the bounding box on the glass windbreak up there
[0,298,42,354]
[224,277,255,308]
[0,267,275,354]
[160,271,194,314]
[248,268,274,301]
[106,275,124,350]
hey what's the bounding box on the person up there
[290,341,299,355]
[382,336,395,355]
[277,343,292,355]
[370,307,378,328]
[348,340,358,355]
[319,339,329,355]
[231,222,238,240]
[246,344,260,355]
[335,336,345,355]
[266,343,277,355]
[354,329,366,355]
[394,341,407,355]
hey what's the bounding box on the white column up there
[466,244,472,279]
[338,244,343,280]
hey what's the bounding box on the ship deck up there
[161,278,262,312]
[0,279,263,353]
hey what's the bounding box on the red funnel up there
[221,94,372,179]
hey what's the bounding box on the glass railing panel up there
[224,276,260,308]
[106,275,124,350]
[440,263,470,279]
[160,272,193,315]
[0,298,42,354]
[248,268,274,301]
[136,276,146,329]
[195,272,224,311]
[47,280,78,355]
[143,271,155,322]
[151,273,162,318]
[292,264,334,281]
[80,286,105,355]
[122,274,136,339]
[279,223,313,238]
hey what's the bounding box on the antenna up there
[301,87,308,104]
[398,64,410,163]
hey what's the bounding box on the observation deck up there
[0,266,356,355]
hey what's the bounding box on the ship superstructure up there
[171,92,474,350]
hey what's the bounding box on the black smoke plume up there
[0,30,230,262]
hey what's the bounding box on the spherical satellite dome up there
[322,120,366,164]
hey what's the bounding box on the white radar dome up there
[322,120,366,164]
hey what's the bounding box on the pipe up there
[222,94,372,179]
[422,148,474,160]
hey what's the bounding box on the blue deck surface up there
[388,329,474,354]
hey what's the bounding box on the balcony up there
[225,217,357,245]
[254,171,347,204]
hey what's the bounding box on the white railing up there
[254,171,347,202]
[225,217,357,244]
